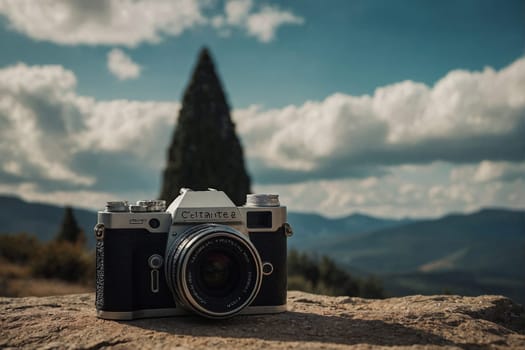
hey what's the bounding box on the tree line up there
[288,249,385,298]
[0,206,92,286]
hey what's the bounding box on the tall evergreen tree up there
[160,47,251,205]
[55,206,83,244]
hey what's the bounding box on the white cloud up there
[474,161,505,183]
[233,57,525,180]
[450,161,525,183]
[107,49,141,80]
[254,162,525,218]
[0,0,206,47]
[79,100,178,164]
[0,63,94,186]
[0,63,177,192]
[0,0,304,45]
[225,0,253,25]
[208,0,304,42]
[245,5,304,42]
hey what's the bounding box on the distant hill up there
[318,209,524,274]
[0,195,97,246]
[287,211,412,251]
[314,208,525,303]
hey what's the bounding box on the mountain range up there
[301,208,524,303]
[1,195,523,303]
[0,195,97,243]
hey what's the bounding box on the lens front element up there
[199,251,238,294]
[165,224,262,318]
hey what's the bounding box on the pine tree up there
[159,47,251,205]
[56,206,84,244]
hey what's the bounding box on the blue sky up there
[0,0,524,218]
[1,0,523,107]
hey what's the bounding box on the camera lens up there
[199,251,238,295]
[165,224,262,319]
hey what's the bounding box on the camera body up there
[94,189,292,320]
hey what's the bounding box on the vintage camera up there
[94,188,293,320]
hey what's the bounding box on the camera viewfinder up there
[247,211,272,229]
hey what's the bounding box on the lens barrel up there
[165,224,262,318]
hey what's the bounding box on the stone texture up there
[1,291,524,349]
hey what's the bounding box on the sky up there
[0,0,524,218]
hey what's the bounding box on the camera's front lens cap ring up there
[148,254,163,269]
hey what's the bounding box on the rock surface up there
[1,291,524,349]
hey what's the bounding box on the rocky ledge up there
[1,292,524,349]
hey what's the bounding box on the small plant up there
[0,233,40,264]
[31,241,93,283]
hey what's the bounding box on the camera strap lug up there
[283,223,293,237]
[94,223,105,240]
